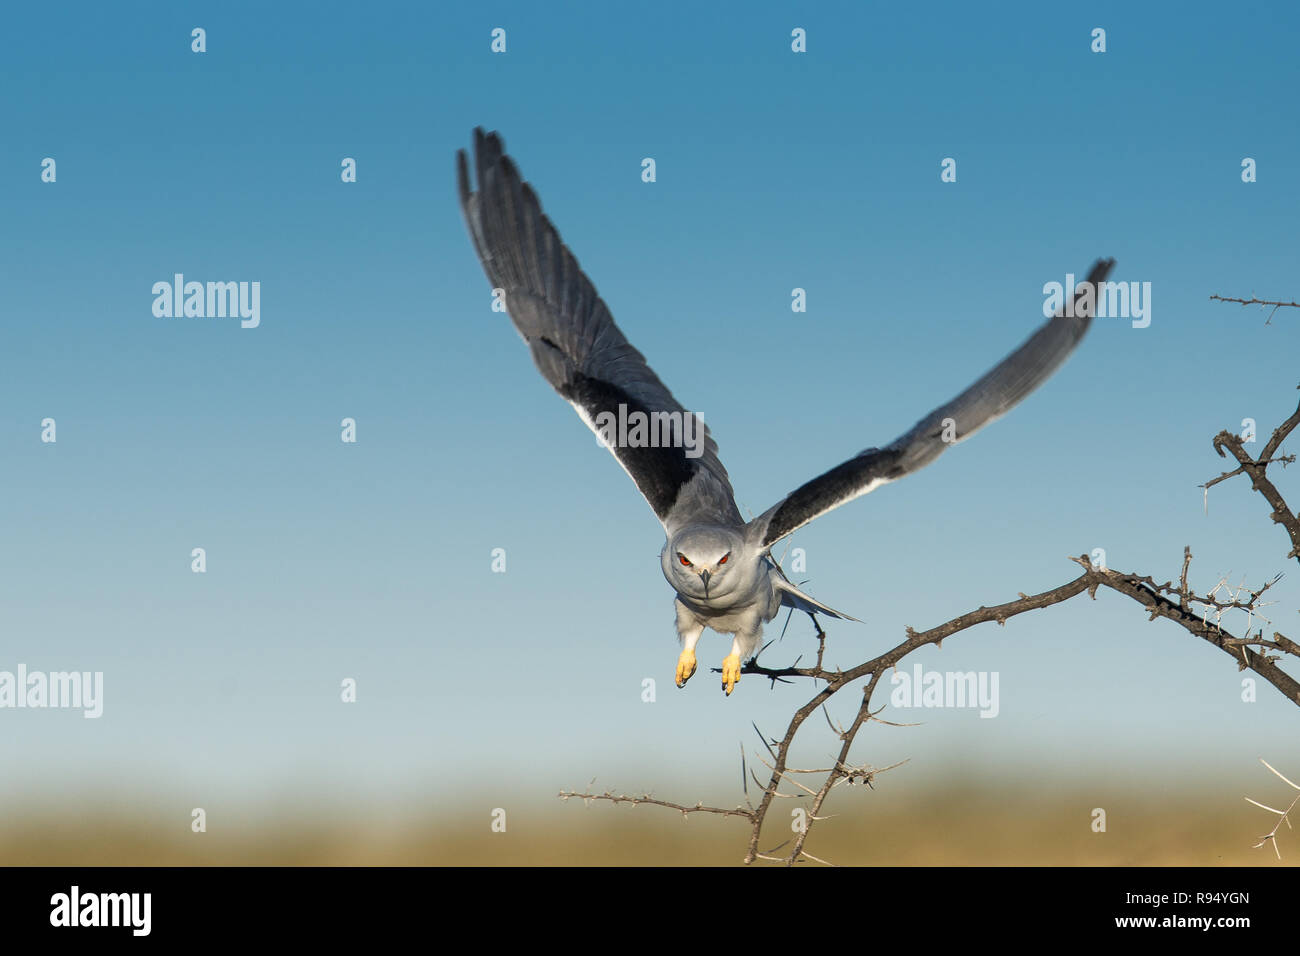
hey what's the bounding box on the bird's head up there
[662,527,748,601]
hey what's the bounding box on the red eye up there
[719,553,729,565]
[678,554,691,567]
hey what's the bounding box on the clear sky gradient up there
[2,2,1298,818]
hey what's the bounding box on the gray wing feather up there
[457,128,741,530]
[752,258,1116,550]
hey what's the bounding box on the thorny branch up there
[560,388,1300,865]
[1246,759,1300,860]
[557,782,755,821]
[1209,294,1300,324]
[1206,389,1300,565]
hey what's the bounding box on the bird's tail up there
[769,562,860,622]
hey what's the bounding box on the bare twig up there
[1205,391,1300,564]
[1246,758,1300,859]
[558,787,755,821]
[1210,294,1300,324]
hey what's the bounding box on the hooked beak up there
[699,569,710,597]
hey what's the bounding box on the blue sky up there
[2,1,1298,820]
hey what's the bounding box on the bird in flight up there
[458,128,1113,696]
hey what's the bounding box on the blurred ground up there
[3,779,1293,866]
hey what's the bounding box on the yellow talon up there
[721,654,742,695]
[675,648,697,687]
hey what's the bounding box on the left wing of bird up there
[750,258,1115,550]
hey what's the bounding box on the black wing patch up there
[555,366,700,519]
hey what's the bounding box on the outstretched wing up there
[457,128,741,531]
[750,258,1115,550]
